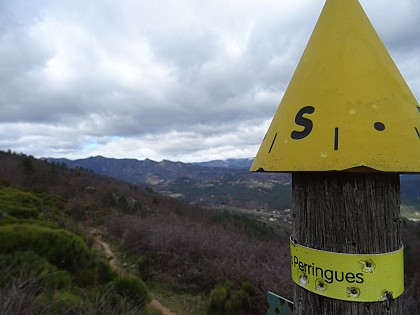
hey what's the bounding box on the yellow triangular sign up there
[251,0,420,173]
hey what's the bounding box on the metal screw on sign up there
[315,279,327,292]
[346,287,360,299]
[381,291,395,311]
[298,275,307,286]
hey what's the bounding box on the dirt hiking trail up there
[90,229,179,315]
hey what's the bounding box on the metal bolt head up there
[359,259,375,273]
[299,275,308,286]
[347,287,360,298]
[315,279,327,292]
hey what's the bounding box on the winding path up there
[90,229,179,315]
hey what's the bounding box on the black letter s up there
[355,273,364,284]
[291,106,315,140]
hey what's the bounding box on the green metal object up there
[267,291,293,315]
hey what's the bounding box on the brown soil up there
[149,299,179,315]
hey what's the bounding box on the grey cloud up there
[0,0,419,161]
[362,0,420,50]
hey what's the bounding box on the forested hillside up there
[47,156,293,212]
[0,151,170,314]
[0,151,292,314]
[48,156,420,222]
[1,150,420,314]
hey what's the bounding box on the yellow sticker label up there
[290,240,404,302]
[251,0,420,173]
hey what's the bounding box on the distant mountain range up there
[47,156,420,217]
[193,158,254,169]
[48,156,255,184]
[47,156,292,211]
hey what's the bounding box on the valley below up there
[1,151,419,314]
[49,155,420,222]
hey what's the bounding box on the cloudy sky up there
[1,0,419,162]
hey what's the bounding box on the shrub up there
[209,282,229,310]
[2,205,39,219]
[109,212,293,312]
[0,223,116,287]
[73,254,116,287]
[109,275,151,307]
[0,188,41,219]
[93,255,118,284]
[0,278,43,314]
[87,276,150,314]
[137,251,157,280]
[209,279,255,315]
[0,224,92,273]
[0,251,72,290]
[224,290,248,313]
[37,290,84,314]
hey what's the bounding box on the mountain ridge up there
[47,156,293,211]
[46,155,420,219]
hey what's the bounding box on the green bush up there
[75,255,117,287]
[209,279,254,315]
[37,290,84,314]
[138,251,157,280]
[0,188,69,223]
[1,204,40,219]
[109,275,151,307]
[0,251,72,290]
[0,214,18,226]
[0,223,92,273]
[0,222,118,288]
[224,290,247,313]
[0,188,41,219]
[209,282,229,310]
[36,192,67,213]
[93,255,118,284]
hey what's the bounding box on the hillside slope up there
[0,151,172,314]
[0,150,294,314]
[48,156,420,219]
[48,156,293,211]
[2,151,420,313]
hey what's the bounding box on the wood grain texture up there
[292,172,402,314]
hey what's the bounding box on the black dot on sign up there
[374,122,385,131]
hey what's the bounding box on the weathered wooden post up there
[250,0,420,314]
